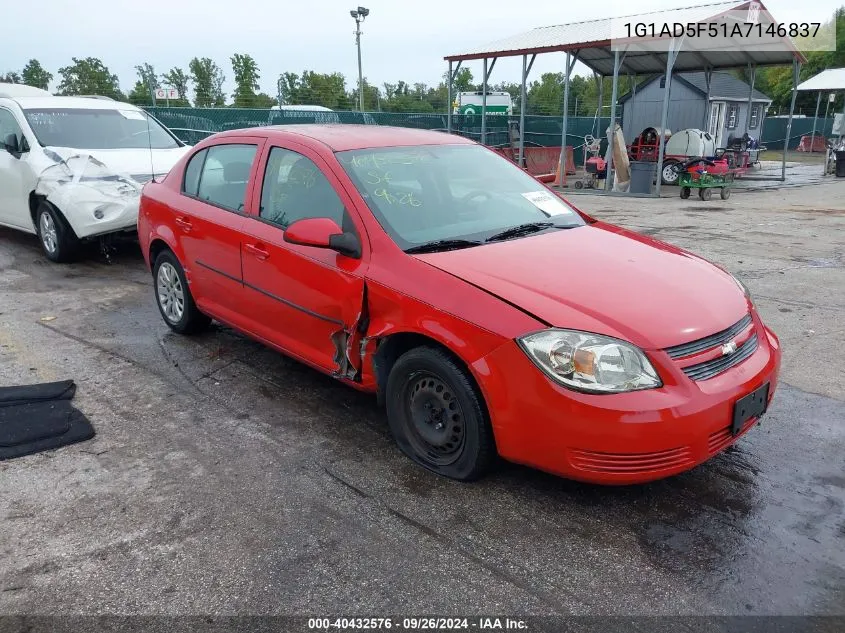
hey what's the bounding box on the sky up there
[4,0,842,100]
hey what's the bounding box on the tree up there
[528,73,564,116]
[128,63,159,106]
[189,57,226,107]
[161,67,191,107]
[1,72,21,84]
[348,78,381,111]
[253,93,278,108]
[452,68,476,92]
[21,60,52,90]
[231,53,261,107]
[277,71,349,109]
[57,57,124,99]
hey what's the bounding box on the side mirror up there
[3,133,20,157]
[284,217,361,259]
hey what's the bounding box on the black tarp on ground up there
[0,380,95,460]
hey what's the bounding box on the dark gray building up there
[620,72,772,148]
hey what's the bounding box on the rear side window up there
[183,149,207,196]
[195,144,258,212]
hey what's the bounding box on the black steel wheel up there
[386,347,495,481]
[699,187,712,201]
[680,187,691,199]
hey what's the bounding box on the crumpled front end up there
[35,149,143,239]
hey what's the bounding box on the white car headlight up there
[517,329,662,394]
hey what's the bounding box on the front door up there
[0,108,34,231]
[708,102,727,148]
[175,139,263,325]
[240,143,368,375]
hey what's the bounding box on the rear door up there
[239,142,369,375]
[175,138,264,325]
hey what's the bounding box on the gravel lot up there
[0,179,843,621]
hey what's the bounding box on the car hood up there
[413,223,749,350]
[36,146,191,182]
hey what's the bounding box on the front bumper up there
[473,315,781,485]
[62,195,141,239]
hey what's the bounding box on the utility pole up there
[350,6,370,112]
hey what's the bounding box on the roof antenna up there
[145,107,155,184]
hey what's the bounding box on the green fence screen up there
[144,106,838,159]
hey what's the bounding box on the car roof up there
[12,96,143,111]
[218,124,476,152]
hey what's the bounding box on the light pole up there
[350,6,369,112]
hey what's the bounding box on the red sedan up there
[138,125,780,484]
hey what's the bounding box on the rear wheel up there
[720,187,731,200]
[699,187,712,201]
[660,160,680,185]
[153,250,211,334]
[385,347,495,481]
[36,201,79,263]
[680,187,691,199]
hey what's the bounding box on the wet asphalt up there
[0,181,843,619]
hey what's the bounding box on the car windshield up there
[23,107,181,150]
[337,144,585,251]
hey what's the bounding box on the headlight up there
[517,329,662,393]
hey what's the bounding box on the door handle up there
[244,242,270,260]
[174,216,193,232]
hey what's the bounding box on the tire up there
[660,160,680,185]
[36,201,79,263]
[153,250,211,335]
[574,180,584,189]
[680,187,691,199]
[699,188,712,201]
[720,187,731,200]
[385,346,496,481]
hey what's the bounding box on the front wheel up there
[153,250,211,335]
[36,201,79,263]
[680,187,691,199]
[699,187,712,201]
[660,160,680,185]
[385,347,496,481]
[720,187,731,200]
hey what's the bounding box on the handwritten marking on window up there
[375,189,422,207]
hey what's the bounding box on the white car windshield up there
[23,108,181,150]
[337,144,585,252]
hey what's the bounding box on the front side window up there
[0,109,26,150]
[196,144,257,212]
[22,107,181,150]
[338,144,585,251]
[259,147,345,229]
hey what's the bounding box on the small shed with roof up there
[620,72,772,147]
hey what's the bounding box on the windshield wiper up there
[405,239,483,254]
[485,221,558,243]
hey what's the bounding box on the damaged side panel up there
[331,282,370,382]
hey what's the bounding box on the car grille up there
[569,446,694,474]
[681,333,758,381]
[664,314,753,359]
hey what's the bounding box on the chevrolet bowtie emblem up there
[721,341,738,356]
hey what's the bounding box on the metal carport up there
[444,1,807,196]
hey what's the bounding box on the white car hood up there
[36,145,190,182]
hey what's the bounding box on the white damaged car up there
[0,84,190,261]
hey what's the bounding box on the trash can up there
[629,161,655,194]
[836,151,845,178]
